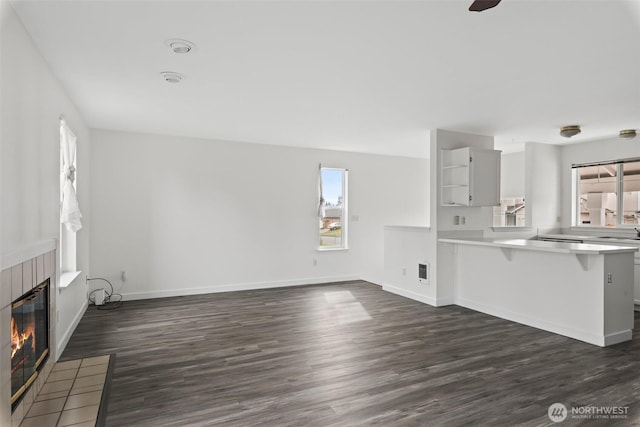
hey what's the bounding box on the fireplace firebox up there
[11,279,49,407]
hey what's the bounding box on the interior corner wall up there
[1,1,90,358]
[89,129,428,299]
[524,142,562,231]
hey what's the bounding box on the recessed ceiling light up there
[560,125,581,138]
[160,71,184,83]
[619,129,637,139]
[165,39,196,54]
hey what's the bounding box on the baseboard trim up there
[603,330,633,346]
[456,297,614,347]
[382,284,439,307]
[56,299,88,358]
[359,276,383,288]
[121,275,361,300]
[436,296,455,306]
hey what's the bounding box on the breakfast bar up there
[438,238,638,346]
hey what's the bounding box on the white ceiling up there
[10,0,640,158]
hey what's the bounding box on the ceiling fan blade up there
[469,0,502,12]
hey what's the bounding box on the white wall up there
[525,142,562,231]
[501,151,525,197]
[561,136,640,230]
[382,129,495,308]
[89,129,428,299]
[431,129,495,232]
[383,226,434,304]
[429,129,495,304]
[1,1,90,357]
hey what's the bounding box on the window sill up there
[60,271,82,289]
[317,247,349,252]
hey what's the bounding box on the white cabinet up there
[441,147,501,206]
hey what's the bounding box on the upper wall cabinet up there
[441,147,501,207]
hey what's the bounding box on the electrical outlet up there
[454,215,460,225]
[402,267,407,276]
[461,216,466,225]
[607,273,613,284]
[121,270,127,283]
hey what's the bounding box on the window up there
[318,166,348,249]
[493,197,525,227]
[60,119,82,278]
[573,158,640,227]
[622,162,640,225]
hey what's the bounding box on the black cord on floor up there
[87,277,123,310]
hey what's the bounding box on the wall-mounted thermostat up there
[418,263,429,284]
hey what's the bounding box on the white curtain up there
[60,120,83,232]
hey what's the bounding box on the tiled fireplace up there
[1,242,57,427]
[11,279,50,408]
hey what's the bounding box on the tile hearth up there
[19,355,112,427]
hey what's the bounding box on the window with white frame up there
[60,119,82,274]
[318,166,348,249]
[492,197,526,227]
[573,158,640,227]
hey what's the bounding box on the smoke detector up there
[160,71,184,84]
[560,125,581,138]
[165,39,196,54]
[619,129,637,139]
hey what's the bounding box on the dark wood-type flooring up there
[61,281,640,426]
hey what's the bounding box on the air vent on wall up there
[418,263,429,284]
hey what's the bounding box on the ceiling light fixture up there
[619,129,637,139]
[165,39,196,54]
[160,71,184,84]
[560,125,581,138]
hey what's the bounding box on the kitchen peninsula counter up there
[438,237,638,255]
[438,237,637,346]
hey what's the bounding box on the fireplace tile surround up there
[1,242,57,427]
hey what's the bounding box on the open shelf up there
[440,147,501,207]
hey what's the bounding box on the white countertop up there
[438,237,639,255]
[538,234,640,246]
